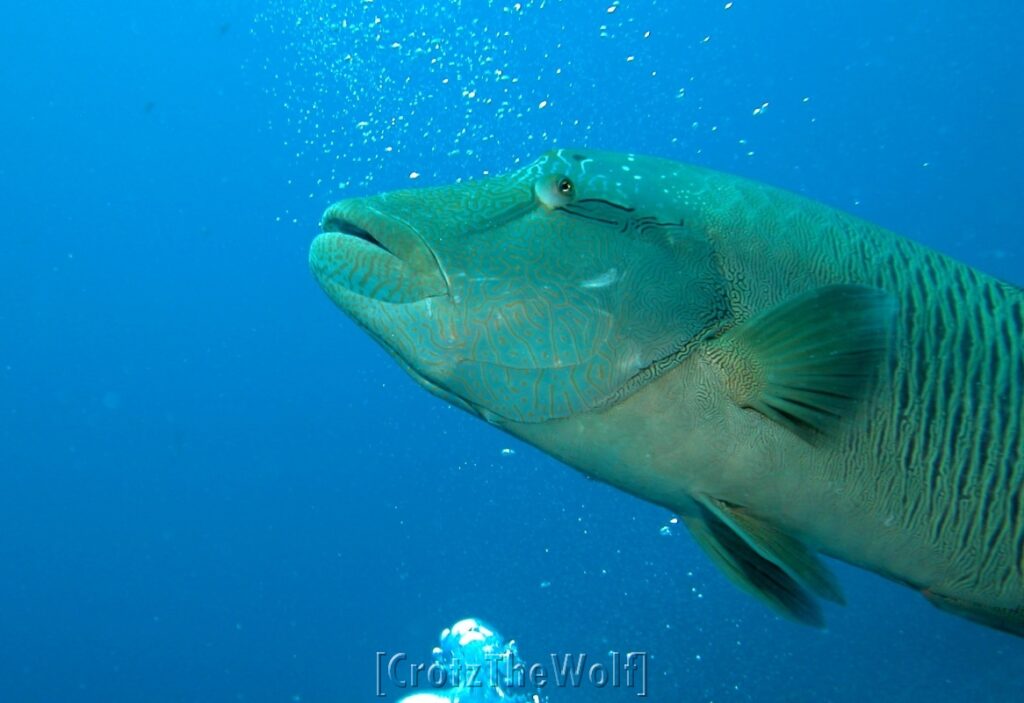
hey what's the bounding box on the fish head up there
[309,148,729,424]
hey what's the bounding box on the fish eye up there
[535,174,577,209]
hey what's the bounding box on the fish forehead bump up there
[351,149,709,232]
[525,147,719,213]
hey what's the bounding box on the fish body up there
[309,149,1024,634]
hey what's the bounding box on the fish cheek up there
[612,232,731,367]
[447,355,622,423]
[433,275,627,422]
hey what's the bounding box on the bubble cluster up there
[251,0,577,199]
[248,1,783,208]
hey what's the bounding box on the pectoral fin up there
[682,495,843,627]
[706,284,897,442]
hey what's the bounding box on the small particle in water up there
[101,391,122,411]
[606,4,617,13]
[540,580,552,588]
[501,447,516,456]
[538,99,548,109]
[409,171,421,179]
[724,1,733,8]
[752,101,769,116]
[659,525,672,537]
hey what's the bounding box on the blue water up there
[2,1,1022,701]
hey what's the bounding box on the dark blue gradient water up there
[1,2,1022,701]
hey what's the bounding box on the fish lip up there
[319,200,436,268]
[312,199,450,304]
[322,216,396,256]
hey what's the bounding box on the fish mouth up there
[310,200,448,305]
[325,217,395,256]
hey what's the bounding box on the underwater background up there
[2,1,1022,701]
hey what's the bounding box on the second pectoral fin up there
[698,495,844,605]
[683,495,844,627]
